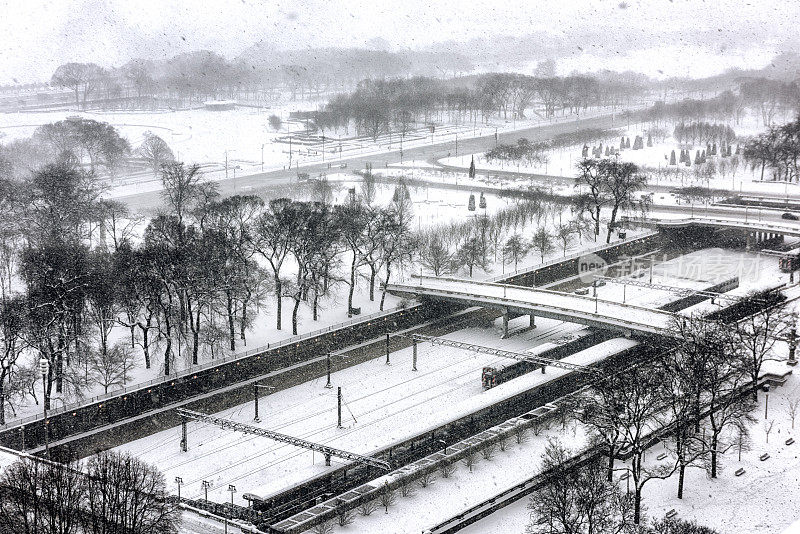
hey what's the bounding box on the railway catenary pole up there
[253,384,275,423]
[337,387,342,429]
[325,352,333,388]
[180,415,187,452]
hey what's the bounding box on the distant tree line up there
[47,47,476,110]
[319,74,643,140]
[0,117,172,180]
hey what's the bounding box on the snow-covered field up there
[437,110,800,199]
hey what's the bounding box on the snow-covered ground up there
[459,370,799,534]
[115,246,754,505]
[0,103,625,201]
[437,110,800,199]
[116,315,592,504]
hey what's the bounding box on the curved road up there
[118,111,632,213]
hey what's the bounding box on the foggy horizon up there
[2,0,799,85]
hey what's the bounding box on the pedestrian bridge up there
[385,276,677,337]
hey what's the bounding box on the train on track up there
[481,329,609,389]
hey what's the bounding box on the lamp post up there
[38,358,49,458]
[175,477,183,502]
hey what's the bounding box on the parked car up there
[574,288,590,295]
[782,212,798,220]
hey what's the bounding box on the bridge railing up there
[484,231,659,283]
[397,285,674,334]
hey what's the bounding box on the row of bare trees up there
[550,294,788,527]
[0,451,179,534]
[0,116,173,180]
[742,114,800,182]
[319,74,641,141]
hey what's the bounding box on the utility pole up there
[39,358,49,459]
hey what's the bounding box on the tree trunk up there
[240,302,248,345]
[369,266,377,301]
[634,486,642,524]
[164,319,172,376]
[607,446,616,482]
[139,325,150,369]
[55,352,63,394]
[348,253,357,317]
[227,291,236,351]
[678,463,685,499]
[594,206,601,238]
[711,435,718,478]
[380,265,392,311]
[292,297,301,335]
[313,293,319,321]
[275,276,283,330]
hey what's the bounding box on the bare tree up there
[358,500,378,516]
[733,294,788,400]
[89,341,136,394]
[462,450,480,472]
[0,295,27,425]
[334,499,356,527]
[378,481,397,513]
[789,398,799,430]
[526,439,636,534]
[418,233,452,276]
[84,451,181,534]
[439,461,458,478]
[502,234,529,270]
[530,228,555,263]
[137,131,175,175]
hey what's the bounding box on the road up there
[117,111,632,213]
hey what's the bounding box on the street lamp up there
[175,477,183,501]
[38,358,49,458]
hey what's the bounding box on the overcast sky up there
[1,0,798,84]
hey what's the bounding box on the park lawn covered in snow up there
[439,109,800,199]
